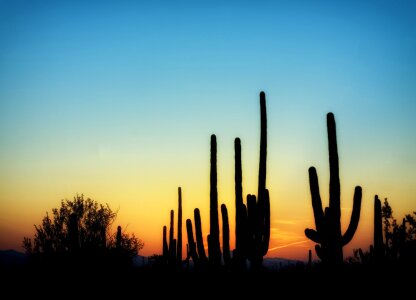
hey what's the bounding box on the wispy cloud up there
[268,240,309,252]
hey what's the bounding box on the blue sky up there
[0,0,415,257]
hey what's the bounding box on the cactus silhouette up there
[163,225,169,261]
[182,92,270,271]
[246,190,270,269]
[169,209,177,263]
[249,92,270,269]
[68,213,79,251]
[208,134,222,267]
[221,204,231,266]
[194,208,208,263]
[186,218,199,265]
[177,187,182,264]
[305,113,362,267]
[357,195,384,265]
[116,225,122,249]
[234,137,248,266]
[374,195,384,261]
[233,92,270,270]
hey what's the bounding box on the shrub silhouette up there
[305,113,362,268]
[381,198,416,264]
[23,194,143,269]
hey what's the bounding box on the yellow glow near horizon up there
[1,141,414,261]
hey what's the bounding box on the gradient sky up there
[1,0,415,261]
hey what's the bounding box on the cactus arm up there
[194,208,207,261]
[169,210,174,252]
[261,189,270,256]
[305,229,321,243]
[341,186,362,246]
[185,219,199,263]
[221,204,231,265]
[247,194,257,240]
[163,226,169,259]
[246,194,256,258]
[308,167,324,232]
[177,187,182,263]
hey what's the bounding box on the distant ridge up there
[0,249,27,267]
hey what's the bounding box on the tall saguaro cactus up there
[177,187,182,264]
[233,92,270,270]
[235,138,247,263]
[246,92,271,269]
[208,134,222,266]
[305,113,362,267]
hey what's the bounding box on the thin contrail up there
[268,240,309,252]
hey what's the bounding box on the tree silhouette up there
[381,199,416,263]
[23,194,143,268]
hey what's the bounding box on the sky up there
[0,0,415,261]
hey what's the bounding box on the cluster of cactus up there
[305,113,362,267]
[162,187,183,268]
[162,94,370,270]
[164,92,270,271]
[233,92,270,270]
[184,135,231,270]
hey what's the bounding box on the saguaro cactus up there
[246,190,270,268]
[247,92,271,269]
[169,210,176,262]
[234,138,248,263]
[305,113,362,267]
[186,219,199,265]
[233,92,270,270]
[116,226,122,249]
[208,134,222,266]
[194,208,208,262]
[177,187,182,264]
[221,204,231,266]
[374,195,384,260]
[163,226,169,260]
